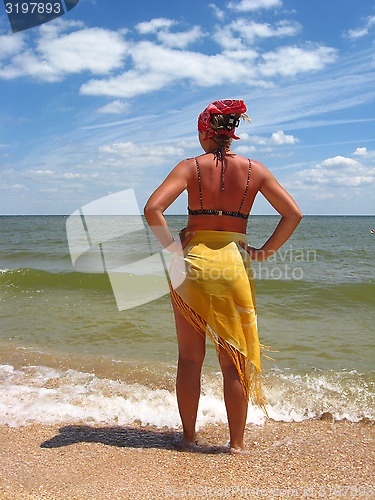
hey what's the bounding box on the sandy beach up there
[0,420,374,499]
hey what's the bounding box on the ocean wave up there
[264,368,375,423]
[0,364,373,428]
[0,268,113,291]
[2,267,374,304]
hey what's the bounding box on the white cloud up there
[270,130,299,145]
[0,50,57,81]
[0,17,314,91]
[213,19,300,50]
[312,192,335,201]
[348,28,369,39]
[98,142,184,160]
[318,156,360,169]
[222,49,258,61]
[38,18,85,36]
[97,100,129,114]
[0,33,26,60]
[0,24,128,81]
[0,18,337,102]
[62,172,87,179]
[81,67,171,99]
[81,41,260,98]
[136,18,175,34]
[241,130,299,146]
[136,18,203,49]
[233,145,256,154]
[38,28,128,75]
[353,147,367,156]
[27,169,97,180]
[81,39,336,99]
[347,15,375,39]
[259,46,337,77]
[157,27,203,49]
[228,0,282,12]
[30,169,55,176]
[234,19,300,44]
[209,4,225,20]
[297,155,375,188]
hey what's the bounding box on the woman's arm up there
[144,160,193,251]
[240,164,302,261]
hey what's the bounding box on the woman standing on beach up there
[144,99,302,453]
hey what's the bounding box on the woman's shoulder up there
[245,159,274,188]
[248,159,270,175]
[170,157,197,182]
[174,157,196,169]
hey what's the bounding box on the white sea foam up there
[0,364,373,428]
[0,364,231,428]
[264,368,375,423]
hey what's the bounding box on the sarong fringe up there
[170,284,268,416]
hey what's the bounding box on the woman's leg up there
[172,302,206,446]
[219,345,248,450]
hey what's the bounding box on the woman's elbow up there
[295,209,303,221]
[144,202,162,221]
[143,202,151,216]
[290,209,303,225]
[283,208,302,225]
[143,202,153,221]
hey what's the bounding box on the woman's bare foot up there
[228,440,257,455]
[173,434,201,452]
[229,446,249,455]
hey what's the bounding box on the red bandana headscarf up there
[198,99,247,140]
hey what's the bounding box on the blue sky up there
[0,0,374,215]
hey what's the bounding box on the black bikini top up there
[188,158,251,219]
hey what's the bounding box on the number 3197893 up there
[5,3,62,14]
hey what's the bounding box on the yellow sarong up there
[169,230,267,412]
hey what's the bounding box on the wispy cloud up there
[227,0,282,12]
[214,19,301,48]
[135,18,176,34]
[347,15,375,39]
[97,100,129,114]
[98,142,185,165]
[208,4,225,20]
[239,130,299,146]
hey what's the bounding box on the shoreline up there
[1,420,374,499]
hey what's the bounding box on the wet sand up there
[0,420,374,499]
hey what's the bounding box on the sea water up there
[0,215,374,428]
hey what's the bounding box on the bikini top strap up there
[238,159,252,212]
[195,158,204,210]
[194,157,251,213]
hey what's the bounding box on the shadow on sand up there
[40,425,229,454]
